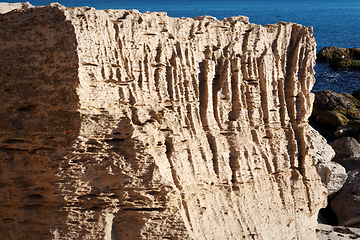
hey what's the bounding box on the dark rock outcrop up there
[317,47,360,62]
[312,90,360,140]
[330,137,360,161]
[332,157,360,228]
[312,90,360,119]
[352,89,360,101]
[317,47,360,69]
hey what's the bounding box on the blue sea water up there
[6,0,360,93]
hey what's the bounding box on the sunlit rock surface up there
[0,3,326,239]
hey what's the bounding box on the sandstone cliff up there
[0,4,326,239]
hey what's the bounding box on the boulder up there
[316,111,349,127]
[335,119,360,139]
[311,127,336,164]
[329,58,360,70]
[312,90,360,139]
[330,137,360,161]
[311,127,347,197]
[316,223,360,240]
[316,47,360,62]
[0,4,326,240]
[312,90,360,120]
[316,161,347,197]
[331,158,360,228]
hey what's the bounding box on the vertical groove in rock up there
[0,4,326,240]
[229,58,242,121]
[199,60,211,131]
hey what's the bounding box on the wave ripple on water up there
[313,62,360,94]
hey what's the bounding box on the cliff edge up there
[0,4,326,239]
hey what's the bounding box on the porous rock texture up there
[0,3,326,240]
[0,1,33,14]
[316,223,360,240]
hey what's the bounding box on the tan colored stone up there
[311,126,336,164]
[316,161,347,197]
[0,1,33,14]
[316,223,360,240]
[0,4,326,239]
[311,127,347,197]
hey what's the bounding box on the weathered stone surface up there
[316,161,347,197]
[329,58,360,70]
[316,223,360,240]
[316,111,349,127]
[312,90,360,120]
[310,126,336,164]
[0,4,326,240]
[316,47,360,62]
[332,158,360,228]
[311,127,347,197]
[330,137,360,161]
[312,90,360,140]
[0,1,33,14]
[316,47,360,70]
[335,120,360,139]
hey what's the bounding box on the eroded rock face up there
[0,4,326,239]
[0,1,33,14]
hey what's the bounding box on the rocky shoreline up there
[317,47,360,70]
[312,47,360,239]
